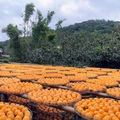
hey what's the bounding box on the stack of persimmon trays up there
[0,63,120,120]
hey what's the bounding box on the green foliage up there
[0,44,3,49]
[55,19,66,29]
[46,11,55,25]
[57,20,120,68]
[2,24,21,38]
[0,59,9,63]
[0,40,9,49]
[32,21,48,42]
[62,19,118,34]
[31,9,56,48]
[2,3,57,64]
[1,3,120,69]
[2,24,22,62]
[24,3,35,23]
[47,30,56,44]
[21,3,35,37]
[27,42,62,65]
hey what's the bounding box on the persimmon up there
[0,102,31,120]
[7,114,14,119]
[0,115,7,119]
[6,111,13,116]
[110,113,116,118]
[17,112,23,118]
[14,115,22,120]
[14,109,20,115]
[102,115,111,120]
[6,118,12,120]
[25,111,31,117]
[117,114,120,119]
[23,116,30,120]
[22,108,28,113]
[93,114,102,120]
[85,112,93,119]
[0,112,5,116]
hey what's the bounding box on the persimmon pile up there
[0,71,13,77]
[0,102,32,120]
[0,77,20,85]
[86,78,119,87]
[38,78,69,86]
[36,104,66,114]
[42,73,64,78]
[75,98,120,120]
[67,82,106,92]
[28,88,81,105]
[64,74,87,82]
[8,95,30,104]
[0,82,42,94]
[38,112,74,120]
[16,75,41,81]
[106,88,120,98]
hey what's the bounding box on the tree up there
[27,42,62,65]
[55,19,66,29]
[55,19,67,65]
[31,10,56,48]
[46,11,55,25]
[22,3,35,37]
[2,24,22,62]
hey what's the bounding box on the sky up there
[0,0,120,41]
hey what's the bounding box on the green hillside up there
[61,19,119,34]
[57,20,120,68]
[1,19,120,68]
[1,19,119,50]
[64,20,119,33]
